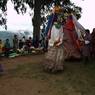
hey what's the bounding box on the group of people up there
[1,6,95,75]
[0,38,11,57]
[43,5,95,73]
[0,35,42,74]
[0,35,33,58]
[13,35,33,54]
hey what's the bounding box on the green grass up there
[6,60,95,95]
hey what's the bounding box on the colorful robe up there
[43,24,64,73]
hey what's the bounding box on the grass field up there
[0,55,95,95]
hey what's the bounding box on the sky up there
[0,0,95,32]
[71,0,95,32]
[0,0,33,31]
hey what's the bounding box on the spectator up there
[22,36,26,46]
[0,39,4,74]
[25,37,32,53]
[4,39,11,57]
[82,29,91,64]
[91,28,95,58]
[0,39,4,57]
[19,39,23,49]
[13,35,19,52]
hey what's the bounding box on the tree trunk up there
[32,0,41,48]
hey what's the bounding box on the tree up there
[0,0,82,47]
[0,0,7,29]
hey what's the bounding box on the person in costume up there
[45,5,62,37]
[43,19,64,73]
[63,13,81,59]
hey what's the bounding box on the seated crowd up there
[0,28,95,60]
[0,35,44,58]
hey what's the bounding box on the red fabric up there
[65,18,80,51]
[65,19,74,31]
[47,29,51,39]
[3,47,11,52]
[76,40,81,50]
[69,30,81,51]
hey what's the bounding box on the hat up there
[53,6,62,13]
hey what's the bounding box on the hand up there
[55,42,62,47]
[53,41,59,46]
[55,44,59,47]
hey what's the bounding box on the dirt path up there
[0,54,49,95]
[0,54,44,70]
[0,54,95,95]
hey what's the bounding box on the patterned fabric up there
[43,46,64,72]
[63,28,81,59]
[43,23,64,73]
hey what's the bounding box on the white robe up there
[49,25,64,46]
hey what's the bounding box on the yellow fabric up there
[53,6,62,13]
[0,43,4,53]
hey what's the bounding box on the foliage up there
[0,0,82,47]
[0,0,7,29]
[0,0,82,28]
